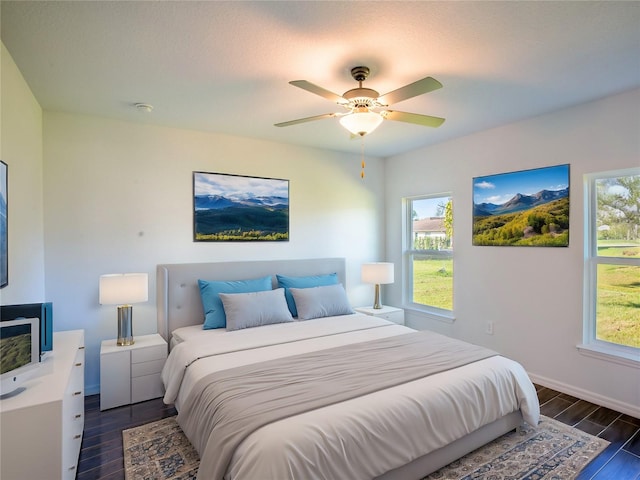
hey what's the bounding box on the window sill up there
[403,306,456,324]
[576,343,640,369]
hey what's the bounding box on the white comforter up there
[162,314,540,480]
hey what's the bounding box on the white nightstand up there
[100,333,168,410]
[354,305,405,325]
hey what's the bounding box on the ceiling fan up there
[275,66,445,137]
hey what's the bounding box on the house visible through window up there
[404,195,453,314]
[583,168,639,362]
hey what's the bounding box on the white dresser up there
[0,329,85,480]
[100,333,168,410]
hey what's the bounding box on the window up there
[404,195,453,317]
[582,168,639,364]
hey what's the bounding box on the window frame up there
[579,168,640,367]
[402,194,455,322]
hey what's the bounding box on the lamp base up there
[117,305,135,346]
[372,284,382,309]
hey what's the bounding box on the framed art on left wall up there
[1,161,7,288]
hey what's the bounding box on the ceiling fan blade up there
[274,112,339,127]
[382,110,445,128]
[289,80,346,103]
[378,77,443,106]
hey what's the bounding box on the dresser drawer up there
[63,349,85,446]
[131,358,165,378]
[62,428,83,480]
[64,388,85,427]
[68,348,85,393]
[131,344,167,364]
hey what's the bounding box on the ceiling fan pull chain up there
[361,136,366,179]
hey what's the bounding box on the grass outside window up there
[595,244,640,349]
[412,257,453,311]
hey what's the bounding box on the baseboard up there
[528,372,640,419]
[85,383,99,396]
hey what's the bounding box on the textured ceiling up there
[2,1,639,157]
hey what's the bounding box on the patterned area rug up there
[122,415,609,480]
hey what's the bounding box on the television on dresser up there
[0,302,53,358]
[0,317,40,397]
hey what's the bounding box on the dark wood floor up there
[78,395,177,480]
[78,384,640,480]
[535,384,640,480]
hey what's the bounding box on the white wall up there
[384,88,640,416]
[43,112,385,394]
[0,43,46,304]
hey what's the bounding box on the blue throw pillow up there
[276,273,338,317]
[198,276,272,329]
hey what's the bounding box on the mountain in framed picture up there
[473,164,569,247]
[193,171,289,242]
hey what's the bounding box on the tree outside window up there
[406,195,453,312]
[586,170,639,352]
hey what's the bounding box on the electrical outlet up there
[486,321,494,335]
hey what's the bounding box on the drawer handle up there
[79,346,85,350]
[75,414,82,419]
[74,434,81,439]
[69,466,76,471]
[73,391,82,396]
[75,362,82,367]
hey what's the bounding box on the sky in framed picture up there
[473,164,570,247]
[1,161,7,287]
[193,172,289,242]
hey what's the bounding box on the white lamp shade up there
[99,273,148,305]
[361,262,394,285]
[339,110,384,136]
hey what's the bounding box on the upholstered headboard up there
[156,258,346,343]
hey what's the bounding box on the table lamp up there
[361,262,394,309]
[99,273,148,346]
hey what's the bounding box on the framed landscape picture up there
[1,161,7,287]
[193,172,289,242]
[473,164,569,247]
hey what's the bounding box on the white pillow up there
[290,283,354,320]
[219,288,294,331]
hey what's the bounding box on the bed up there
[157,258,540,480]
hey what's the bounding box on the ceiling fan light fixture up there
[339,109,383,136]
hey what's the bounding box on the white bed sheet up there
[163,313,394,404]
[162,314,539,480]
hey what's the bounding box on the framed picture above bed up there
[193,171,289,242]
[473,164,570,247]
